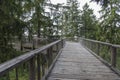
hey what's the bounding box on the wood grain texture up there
[48,41,120,80]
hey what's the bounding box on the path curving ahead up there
[48,41,120,80]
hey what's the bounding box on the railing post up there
[62,39,65,48]
[15,68,18,80]
[41,54,45,76]
[47,48,51,67]
[111,46,117,67]
[90,42,93,50]
[37,54,41,80]
[57,43,59,52]
[83,40,85,46]
[60,39,64,49]
[56,43,59,53]
[29,57,36,80]
[50,47,53,60]
[20,40,23,51]
[97,43,100,55]
[61,39,63,48]
[32,39,35,50]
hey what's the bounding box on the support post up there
[50,47,53,61]
[37,54,41,80]
[56,43,59,53]
[111,46,117,67]
[29,57,36,80]
[32,39,35,50]
[97,43,100,55]
[47,49,51,67]
[15,68,18,80]
[61,39,63,48]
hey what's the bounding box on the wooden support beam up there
[111,46,117,67]
[29,57,36,80]
[37,54,41,80]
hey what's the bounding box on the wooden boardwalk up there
[48,41,120,80]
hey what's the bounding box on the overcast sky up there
[50,0,101,18]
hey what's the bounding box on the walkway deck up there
[48,41,120,80]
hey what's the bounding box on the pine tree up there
[81,3,97,39]
[99,0,120,43]
[62,0,81,37]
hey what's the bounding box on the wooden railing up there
[0,39,65,80]
[65,37,79,42]
[80,38,120,75]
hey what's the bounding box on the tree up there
[81,3,97,39]
[0,0,27,62]
[91,0,109,6]
[0,0,53,62]
[99,0,120,43]
[62,0,81,37]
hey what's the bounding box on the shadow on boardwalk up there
[48,41,120,80]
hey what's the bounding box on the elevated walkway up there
[48,41,120,80]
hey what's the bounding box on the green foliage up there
[62,0,81,37]
[0,0,55,63]
[81,3,98,39]
[91,0,109,6]
[0,0,120,66]
[0,48,22,63]
[0,0,26,62]
[83,0,120,44]
[99,0,120,43]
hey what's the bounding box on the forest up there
[0,0,120,80]
[0,0,120,68]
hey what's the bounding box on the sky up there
[50,0,101,18]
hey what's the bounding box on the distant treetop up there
[91,0,109,7]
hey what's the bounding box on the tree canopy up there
[0,0,120,63]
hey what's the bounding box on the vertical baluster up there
[61,40,63,48]
[62,39,64,48]
[29,57,36,80]
[89,41,90,49]
[97,43,100,55]
[41,54,46,77]
[88,41,89,47]
[90,42,92,50]
[6,72,10,80]
[37,54,41,80]
[56,43,59,53]
[15,68,18,80]
[58,42,60,52]
[84,40,85,46]
[60,40,63,49]
[20,40,23,51]
[50,47,53,61]
[47,49,51,67]
[32,39,35,50]
[111,46,117,67]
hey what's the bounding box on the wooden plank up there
[47,41,120,80]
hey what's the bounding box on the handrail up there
[81,38,120,48]
[65,37,79,42]
[0,39,65,80]
[80,37,120,75]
